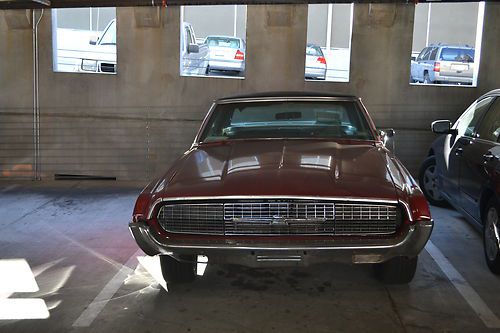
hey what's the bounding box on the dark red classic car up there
[129,92,433,286]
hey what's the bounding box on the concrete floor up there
[0,181,499,333]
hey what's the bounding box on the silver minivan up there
[410,45,475,85]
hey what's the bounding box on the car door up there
[183,26,195,74]
[440,97,495,205]
[426,47,439,80]
[412,47,430,81]
[460,97,500,222]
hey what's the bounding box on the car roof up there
[429,44,475,49]
[216,91,358,102]
[480,89,500,99]
[205,35,242,40]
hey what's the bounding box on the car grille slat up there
[157,200,401,236]
[99,63,116,73]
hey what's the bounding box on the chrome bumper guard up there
[129,220,433,267]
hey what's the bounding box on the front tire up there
[160,255,196,285]
[483,198,500,274]
[419,156,447,207]
[374,256,418,284]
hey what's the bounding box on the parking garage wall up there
[0,3,499,180]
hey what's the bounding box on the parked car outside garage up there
[410,44,475,85]
[205,36,246,76]
[305,44,327,80]
[419,89,500,274]
[79,19,117,73]
[129,92,433,288]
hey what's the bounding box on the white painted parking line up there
[426,240,500,329]
[72,250,141,328]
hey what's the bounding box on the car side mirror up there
[379,128,395,138]
[379,128,396,152]
[431,120,455,135]
[188,44,199,54]
[89,36,99,45]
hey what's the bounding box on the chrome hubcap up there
[423,164,442,201]
[485,207,500,261]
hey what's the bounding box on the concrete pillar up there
[477,2,500,94]
[244,4,307,92]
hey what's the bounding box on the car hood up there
[158,140,399,201]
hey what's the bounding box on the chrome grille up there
[224,202,335,222]
[334,203,398,235]
[224,202,335,235]
[100,63,116,73]
[157,200,401,236]
[157,204,224,235]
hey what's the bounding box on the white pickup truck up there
[80,19,117,73]
[54,19,116,74]
[63,20,208,75]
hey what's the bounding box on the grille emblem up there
[271,215,288,225]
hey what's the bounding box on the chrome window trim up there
[193,96,375,145]
[191,96,362,143]
[215,96,358,104]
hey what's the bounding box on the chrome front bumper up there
[129,220,433,267]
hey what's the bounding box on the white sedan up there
[204,36,246,76]
[305,43,327,80]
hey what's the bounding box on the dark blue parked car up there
[419,89,500,274]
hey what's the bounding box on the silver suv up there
[410,44,475,85]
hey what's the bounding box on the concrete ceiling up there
[0,0,488,10]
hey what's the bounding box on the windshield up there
[306,46,323,57]
[206,37,241,49]
[200,101,375,142]
[99,20,116,45]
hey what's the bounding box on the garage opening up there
[409,1,485,87]
[305,3,353,82]
[180,5,247,79]
[52,7,117,74]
